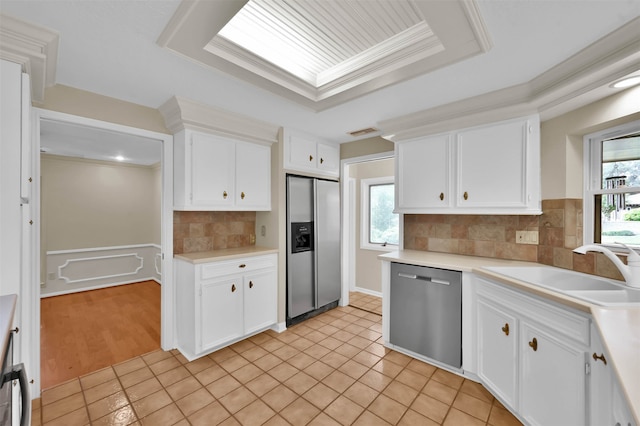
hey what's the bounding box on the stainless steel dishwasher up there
[389,262,462,369]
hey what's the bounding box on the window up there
[361,176,399,250]
[584,120,640,248]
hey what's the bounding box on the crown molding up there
[157,0,492,111]
[380,16,640,141]
[0,13,59,104]
[159,96,279,145]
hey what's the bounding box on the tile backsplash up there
[173,211,256,254]
[404,199,625,280]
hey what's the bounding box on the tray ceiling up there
[159,0,492,110]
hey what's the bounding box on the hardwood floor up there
[40,281,161,390]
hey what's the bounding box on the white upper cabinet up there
[159,96,279,211]
[189,132,235,208]
[283,128,340,178]
[397,133,452,210]
[235,141,271,210]
[174,130,271,211]
[395,114,541,214]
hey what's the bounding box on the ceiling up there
[1,0,640,163]
[40,119,161,166]
[163,0,491,108]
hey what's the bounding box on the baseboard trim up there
[353,287,382,298]
[40,277,160,298]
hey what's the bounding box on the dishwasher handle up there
[397,272,450,286]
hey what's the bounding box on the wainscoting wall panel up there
[43,244,161,297]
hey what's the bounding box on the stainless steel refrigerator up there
[286,175,341,325]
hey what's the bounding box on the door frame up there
[29,108,174,395]
[340,151,394,306]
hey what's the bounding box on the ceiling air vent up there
[348,127,379,137]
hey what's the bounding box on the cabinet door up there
[456,118,530,209]
[235,142,271,210]
[396,134,452,210]
[287,134,317,171]
[316,142,339,176]
[589,326,614,426]
[190,132,235,207]
[477,299,518,408]
[244,269,277,335]
[520,322,586,426]
[200,276,243,352]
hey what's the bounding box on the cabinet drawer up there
[476,276,590,346]
[199,254,276,280]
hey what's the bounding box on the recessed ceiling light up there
[611,75,640,89]
[115,155,125,161]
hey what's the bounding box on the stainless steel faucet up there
[573,243,640,288]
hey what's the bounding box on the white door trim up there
[340,151,394,306]
[30,109,174,396]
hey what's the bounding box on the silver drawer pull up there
[397,272,450,285]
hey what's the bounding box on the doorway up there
[29,109,174,395]
[340,152,395,310]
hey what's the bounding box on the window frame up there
[360,176,398,252]
[583,119,640,251]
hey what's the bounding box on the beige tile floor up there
[348,292,382,316]
[32,304,521,425]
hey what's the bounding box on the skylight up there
[159,0,492,110]
[216,0,432,87]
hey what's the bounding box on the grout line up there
[40,304,517,426]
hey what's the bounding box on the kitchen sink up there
[482,265,640,306]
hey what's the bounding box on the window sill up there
[360,244,397,252]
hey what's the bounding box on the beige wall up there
[541,85,640,200]
[341,136,394,160]
[41,85,169,134]
[350,158,395,294]
[41,155,161,251]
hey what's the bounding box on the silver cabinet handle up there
[398,273,417,279]
[397,272,450,285]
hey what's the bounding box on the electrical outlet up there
[250,234,256,244]
[516,230,539,245]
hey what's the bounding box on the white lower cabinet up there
[200,276,244,351]
[590,325,636,426]
[176,253,277,361]
[519,322,586,426]
[477,299,518,408]
[476,276,589,425]
[476,275,637,426]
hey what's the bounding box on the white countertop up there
[174,246,278,264]
[378,249,537,272]
[379,249,640,423]
[0,294,17,364]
